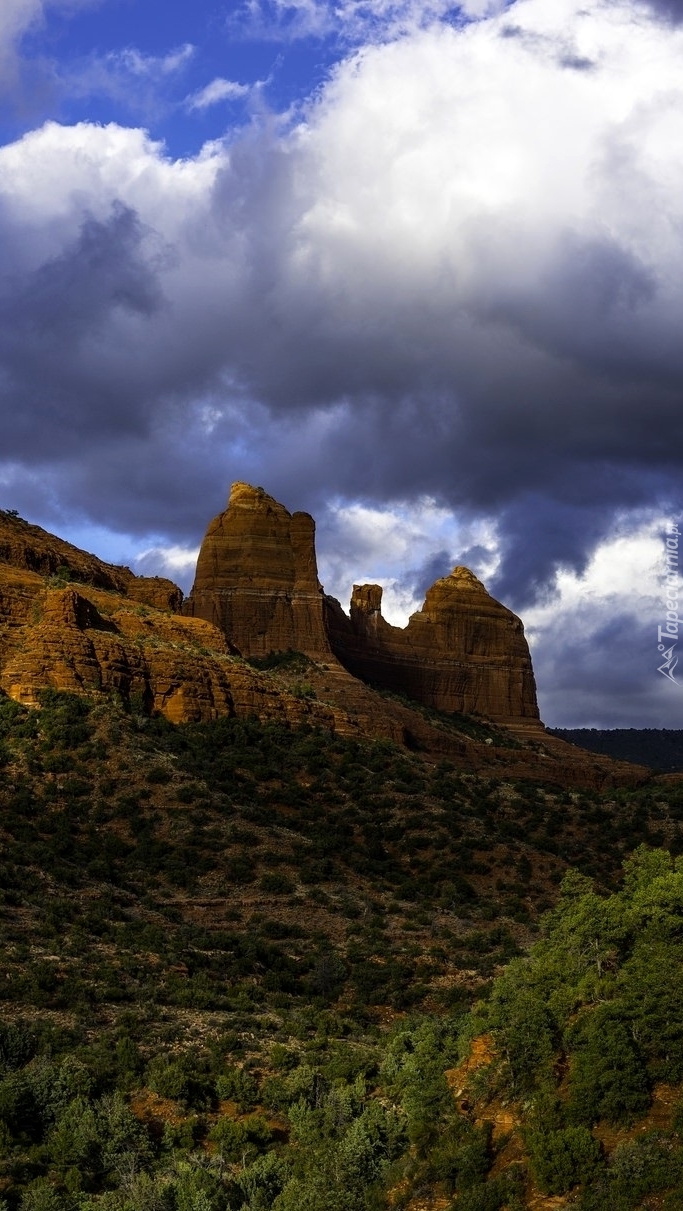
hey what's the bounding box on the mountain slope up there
[0,691,682,1209]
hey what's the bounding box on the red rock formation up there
[185,484,538,723]
[0,579,346,731]
[126,577,183,613]
[0,509,182,610]
[325,567,539,723]
[183,482,333,659]
[0,504,651,787]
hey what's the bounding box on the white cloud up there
[186,77,251,112]
[523,516,683,727]
[61,43,196,118]
[317,498,499,623]
[0,0,52,87]
[0,0,95,87]
[525,524,663,626]
[134,544,200,590]
[0,0,42,53]
[111,44,195,78]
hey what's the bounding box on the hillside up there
[0,690,682,1208]
[1,501,682,1209]
[551,728,683,773]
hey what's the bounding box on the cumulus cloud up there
[134,543,200,589]
[317,497,498,622]
[524,518,683,727]
[1,0,683,723]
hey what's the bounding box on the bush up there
[216,1065,259,1112]
[526,1126,601,1195]
[210,1112,273,1162]
[566,1008,650,1125]
[259,872,296,895]
[145,1053,213,1109]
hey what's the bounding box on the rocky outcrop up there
[183,483,333,659]
[0,509,182,610]
[126,577,184,613]
[0,580,345,730]
[0,503,651,787]
[0,508,339,729]
[185,485,537,724]
[325,567,539,723]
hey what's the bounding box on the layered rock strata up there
[185,485,538,723]
[0,509,337,728]
[0,498,653,787]
[0,509,182,611]
[325,567,539,723]
[183,483,333,659]
[0,575,346,730]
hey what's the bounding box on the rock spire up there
[183,482,333,659]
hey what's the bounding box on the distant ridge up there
[550,728,683,772]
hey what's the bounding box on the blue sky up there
[2,0,683,727]
[3,0,350,156]
[2,0,480,155]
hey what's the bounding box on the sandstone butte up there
[183,482,331,660]
[0,496,654,788]
[185,483,538,726]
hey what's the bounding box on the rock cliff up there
[0,509,338,730]
[0,502,651,787]
[183,483,332,659]
[185,484,538,725]
[325,568,539,724]
[0,509,183,610]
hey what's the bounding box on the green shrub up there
[145,1053,213,1109]
[216,1065,259,1112]
[566,1008,650,1125]
[526,1125,601,1195]
[259,872,296,895]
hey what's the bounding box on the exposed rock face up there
[0,510,182,610]
[0,508,340,728]
[0,576,346,731]
[183,483,333,659]
[126,577,184,613]
[0,504,651,787]
[325,567,539,723]
[185,485,538,723]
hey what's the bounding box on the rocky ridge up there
[0,501,652,787]
[0,509,340,731]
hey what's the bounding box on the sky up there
[1,0,683,728]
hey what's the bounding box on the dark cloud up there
[532,612,680,729]
[0,202,166,455]
[642,0,683,22]
[404,550,452,601]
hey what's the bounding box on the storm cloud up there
[1,0,683,723]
